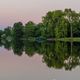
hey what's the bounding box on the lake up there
[0,41,80,80]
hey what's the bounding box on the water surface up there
[0,41,80,80]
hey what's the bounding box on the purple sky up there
[0,0,80,28]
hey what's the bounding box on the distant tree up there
[0,30,3,39]
[12,22,24,39]
[64,8,80,37]
[42,11,55,38]
[11,22,24,56]
[35,23,46,37]
[42,10,67,38]
[24,21,36,39]
[2,26,12,41]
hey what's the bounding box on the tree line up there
[0,8,80,42]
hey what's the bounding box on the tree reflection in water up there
[0,38,80,71]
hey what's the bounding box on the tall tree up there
[12,22,24,39]
[64,9,80,38]
[24,21,36,39]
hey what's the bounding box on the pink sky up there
[0,0,80,28]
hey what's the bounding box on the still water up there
[0,41,80,80]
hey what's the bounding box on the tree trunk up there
[71,24,73,38]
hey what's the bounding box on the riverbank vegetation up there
[0,8,80,42]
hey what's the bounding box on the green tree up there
[42,11,55,38]
[64,9,80,38]
[2,26,12,41]
[0,30,3,39]
[12,22,24,40]
[24,21,36,40]
[35,23,46,37]
[11,22,24,56]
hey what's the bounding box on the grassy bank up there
[56,38,80,42]
[27,37,80,42]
